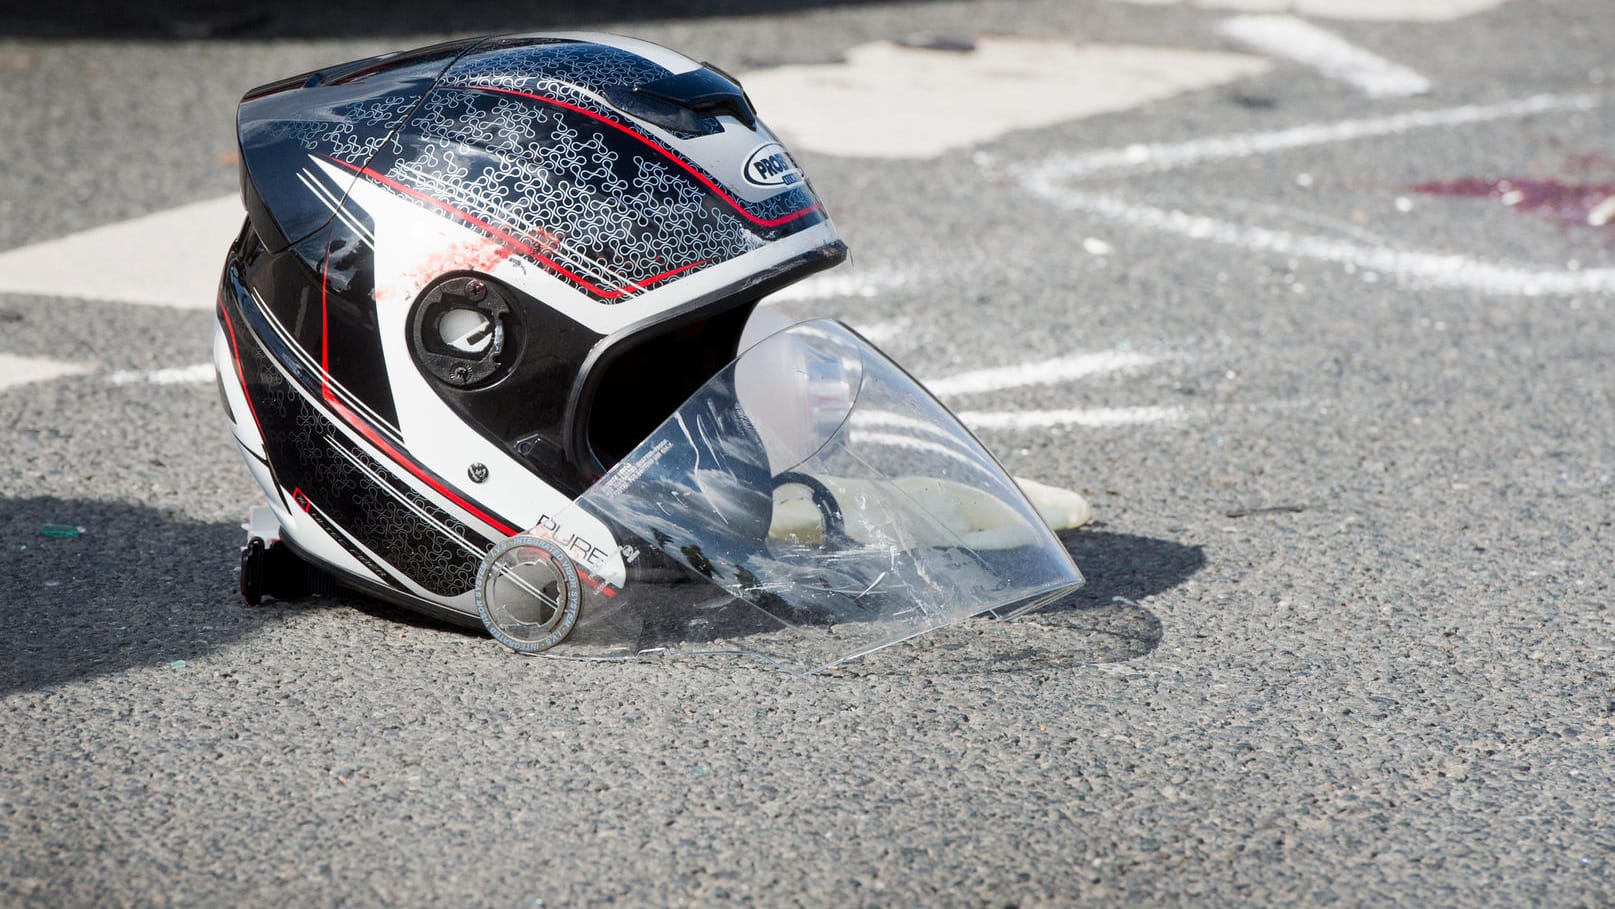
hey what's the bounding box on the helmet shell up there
[218,34,845,622]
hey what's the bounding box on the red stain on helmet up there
[376,237,518,305]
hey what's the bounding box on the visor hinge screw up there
[465,279,487,302]
[468,463,489,483]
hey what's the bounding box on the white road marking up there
[765,267,911,303]
[1587,196,1615,228]
[107,363,217,385]
[959,405,1189,430]
[926,351,1162,397]
[0,353,92,392]
[1107,0,1512,22]
[30,347,1182,437]
[0,195,242,310]
[1025,190,1615,296]
[843,319,911,346]
[1219,14,1430,97]
[1020,93,1599,184]
[743,39,1270,159]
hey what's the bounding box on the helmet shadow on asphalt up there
[827,529,1204,678]
[305,528,1203,678]
[0,497,1203,690]
[0,495,339,696]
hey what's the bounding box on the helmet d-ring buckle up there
[474,536,582,652]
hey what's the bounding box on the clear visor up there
[476,319,1083,674]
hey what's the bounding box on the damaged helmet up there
[217,33,1083,673]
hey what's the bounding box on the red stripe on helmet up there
[321,389,523,538]
[234,276,521,538]
[218,296,268,442]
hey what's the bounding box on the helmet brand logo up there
[743,143,802,188]
[534,513,611,567]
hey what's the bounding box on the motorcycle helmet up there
[217,33,1083,673]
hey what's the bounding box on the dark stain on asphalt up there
[1408,175,1615,238]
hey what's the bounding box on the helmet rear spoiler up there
[235,38,484,253]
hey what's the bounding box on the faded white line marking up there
[959,405,1188,430]
[765,268,910,303]
[1027,190,1615,296]
[1206,196,1395,246]
[743,39,1269,159]
[927,351,1162,397]
[1219,14,1430,97]
[108,363,216,386]
[1022,93,1598,183]
[0,195,241,309]
[845,319,911,346]
[0,353,92,392]
[1107,0,1513,22]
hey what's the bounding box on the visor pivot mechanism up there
[475,536,583,653]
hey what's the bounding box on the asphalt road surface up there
[3,1,1613,905]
